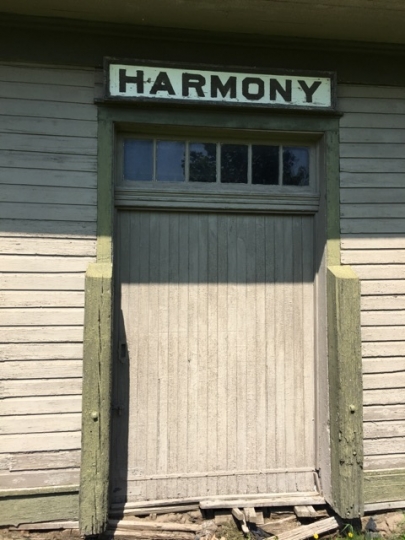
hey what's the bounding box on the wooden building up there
[0,1,404,533]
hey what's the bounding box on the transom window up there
[122,138,310,187]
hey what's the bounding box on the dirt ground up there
[0,509,404,540]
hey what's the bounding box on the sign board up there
[104,59,335,111]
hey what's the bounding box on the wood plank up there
[0,291,85,308]
[340,128,405,144]
[0,326,84,343]
[338,86,405,99]
[0,133,96,155]
[0,256,93,273]
[340,172,405,189]
[0,114,97,139]
[342,218,405,235]
[109,505,200,517]
[364,389,405,406]
[0,343,83,361]
[362,326,405,342]
[0,98,96,121]
[0,237,96,256]
[365,455,405,471]
[10,450,81,471]
[0,202,96,222]
[354,265,405,280]
[267,517,339,540]
[293,506,318,518]
[362,296,405,311]
[1,432,81,453]
[364,469,405,504]
[0,219,96,238]
[342,250,405,264]
[0,81,94,104]
[363,342,405,358]
[339,113,405,129]
[0,308,84,327]
[0,276,85,292]
[200,494,324,509]
[10,521,79,530]
[339,97,405,114]
[108,520,200,532]
[363,370,405,390]
[1,185,96,206]
[364,421,405,439]
[364,405,405,422]
[362,311,405,326]
[0,413,81,435]
[340,159,405,174]
[340,145,405,160]
[363,357,405,374]
[0,64,95,87]
[0,167,97,188]
[0,469,79,489]
[107,531,194,539]
[341,236,405,249]
[0,395,82,416]
[2,360,82,380]
[365,438,405,455]
[0,378,82,398]
[341,205,405,220]
[361,281,405,295]
[0,150,96,171]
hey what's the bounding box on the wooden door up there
[111,209,316,503]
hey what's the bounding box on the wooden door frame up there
[79,104,364,534]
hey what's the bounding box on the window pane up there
[157,141,185,182]
[221,144,248,184]
[283,147,309,186]
[123,139,153,181]
[252,145,279,185]
[189,143,217,183]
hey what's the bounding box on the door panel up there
[111,210,316,502]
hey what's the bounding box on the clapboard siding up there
[339,84,405,473]
[0,64,97,489]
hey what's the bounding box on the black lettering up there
[211,75,237,99]
[270,79,292,102]
[119,69,144,94]
[150,72,175,95]
[298,80,322,103]
[242,77,265,101]
[182,73,206,97]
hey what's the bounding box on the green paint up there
[325,129,341,266]
[82,105,345,532]
[79,262,113,535]
[364,470,405,504]
[327,265,364,518]
[0,492,78,526]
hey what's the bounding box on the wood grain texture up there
[112,210,316,503]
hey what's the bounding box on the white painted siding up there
[0,64,97,490]
[338,85,405,472]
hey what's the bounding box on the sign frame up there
[103,57,337,112]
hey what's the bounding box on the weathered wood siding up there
[338,84,405,472]
[0,64,97,490]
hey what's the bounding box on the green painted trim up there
[0,485,79,498]
[79,262,113,535]
[97,111,114,263]
[0,14,404,86]
[327,265,364,518]
[364,470,405,504]
[0,492,78,527]
[325,129,341,266]
[83,104,342,533]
